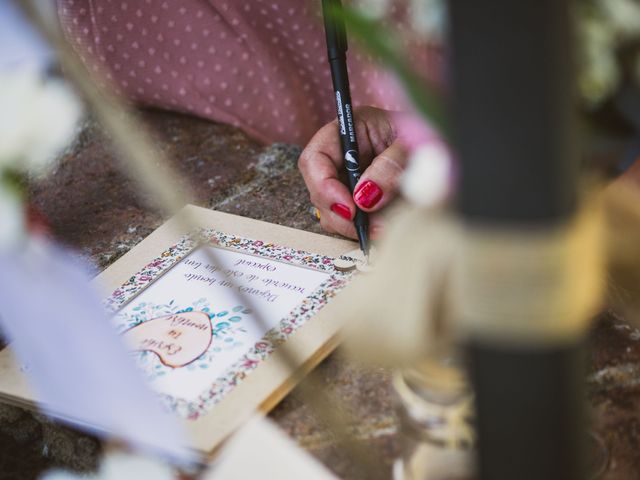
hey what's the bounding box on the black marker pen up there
[321,0,370,259]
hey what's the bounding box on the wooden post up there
[448,1,588,479]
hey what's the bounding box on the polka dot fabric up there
[57,0,442,145]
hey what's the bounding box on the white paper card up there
[113,245,330,414]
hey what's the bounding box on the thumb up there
[353,140,408,212]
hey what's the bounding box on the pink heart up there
[122,311,212,368]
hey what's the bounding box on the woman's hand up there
[298,106,408,240]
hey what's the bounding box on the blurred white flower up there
[40,473,88,480]
[0,185,25,251]
[41,452,174,480]
[600,0,640,37]
[579,16,619,107]
[354,0,391,19]
[577,0,640,107]
[0,67,81,249]
[0,67,82,176]
[409,0,447,41]
[99,452,174,480]
[401,143,452,208]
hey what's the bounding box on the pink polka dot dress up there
[57,0,441,145]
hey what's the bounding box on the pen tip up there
[362,245,370,264]
[356,226,370,262]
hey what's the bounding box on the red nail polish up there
[331,203,352,220]
[354,181,383,209]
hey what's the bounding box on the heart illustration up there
[122,311,212,368]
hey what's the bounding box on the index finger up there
[298,148,354,210]
[301,120,344,171]
[302,113,380,172]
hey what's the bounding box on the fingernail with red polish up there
[354,181,383,209]
[331,203,352,220]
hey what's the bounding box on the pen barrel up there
[323,8,369,242]
[322,0,347,60]
[329,57,362,192]
[353,208,368,228]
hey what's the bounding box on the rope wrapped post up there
[448,1,601,479]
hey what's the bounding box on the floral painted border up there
[104,229,353,419]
